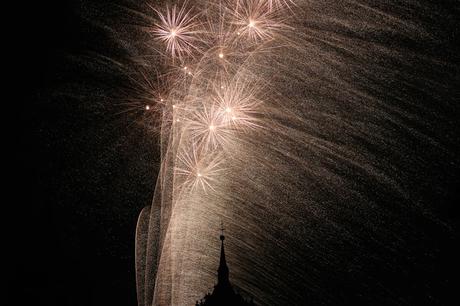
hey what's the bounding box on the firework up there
[185,103,234,151]
[213,79,263,131]
[231,0,289,41]
[175,146,226,193]
[151,3,202,61]
[145,0,286,193]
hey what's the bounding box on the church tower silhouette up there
[195,226,255,306]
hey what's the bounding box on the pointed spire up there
[197,224,255,305]
[217,221,230,286]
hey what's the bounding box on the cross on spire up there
[220,220,225,241]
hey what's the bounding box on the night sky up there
[14,1,158,305]
[12,1,460,306]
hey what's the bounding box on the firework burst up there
[151,3,202,61]
[213,79,263,131]
[232,0,289,42]
[175,147,226,193]
[185,102,235,151]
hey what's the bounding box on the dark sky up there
[11,0,460,306]
[13,1,158,305]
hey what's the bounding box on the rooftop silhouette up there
[195,226,255,306]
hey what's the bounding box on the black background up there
[12,1,158,305]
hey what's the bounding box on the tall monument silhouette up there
[195,226,255,306]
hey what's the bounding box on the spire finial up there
[220,220,225,241]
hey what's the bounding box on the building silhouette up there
[195,229,255,306]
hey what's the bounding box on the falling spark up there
[265,0,297,11]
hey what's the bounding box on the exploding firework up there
[175,146,226,193]
[151,2,202,61]
[231,0,290,41]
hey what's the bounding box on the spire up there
[217,221,230,286]
[196,224,255,305]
